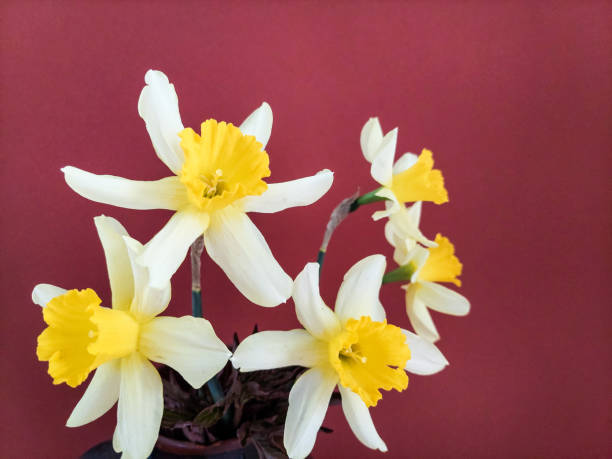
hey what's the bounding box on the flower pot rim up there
[156,434,244,456]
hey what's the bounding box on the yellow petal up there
[328,316,410,407]
[178,120,270,212]
[390,149,448,205]
[37,289,140,388]
[37,289,101,387]
[418,234,463,286]
[87,307,139,363]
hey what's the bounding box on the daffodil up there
[62,70,333,307]
[231,255,448,458]
[32,216,231,459]
[397,234,470,342]
[384,201,437,262]
[360,117,448,221]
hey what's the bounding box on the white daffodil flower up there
[231,255,448,459]
[63,70,334,307]
[360,117,448,221]
[399,234,470,342]
[384,201,437,262]
[33,216,231,459]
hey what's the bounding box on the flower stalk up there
[318,189,391,271]
[190,236,204,317]
[190,236,227,407]
[349,187,389,212]
[382,263,416,284]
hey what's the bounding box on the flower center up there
[418,233,463,286]
[390,149,449,205]
[37,289,140,388]
[178,119,270,212]
[328,316,411,407]
[201,169,225,198]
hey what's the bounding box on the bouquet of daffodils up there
[33,70,470,459]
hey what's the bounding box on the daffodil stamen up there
[199,168,226,198]
[178,119,270,212]
[339,344,368,364]
[328,316,411,407]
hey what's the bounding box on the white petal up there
[372,300,387,322]
[66,360,121,427]
[406,200,423,226]
[385,203,436,265]
[123,236,171,320]
[335,255,386,324]
[338,385,387,452]
[405,284,440,342]
[371,187,400,221]
[383,215,395,245]
[405,245,430,281]
[360,117,383,163]
[231,330,326,372]
[112,426,122,452]
[32,284,67,307]
[384,216,418,266]
[402,329,449,375]
[140,316,230,388]
[138,69,185,173]
[62,167,187,210]
[138,211,209,289]
[239,102,273,149]
[393,152,418,174]
[392,244,415,268]
[370,128,397,186]
[93,216,133,311]
[418,282,470,316]
[241,169,333,213]
[116,353,163,459]
[204,205,292,307]
[293,263,341,340]
[284,367,338,459]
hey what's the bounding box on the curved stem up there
[318,187,391,273]
[350,187,388,211]
[317,191,359,273]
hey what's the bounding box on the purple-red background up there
[2,1,610,458]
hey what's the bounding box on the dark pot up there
[82,436,259,459]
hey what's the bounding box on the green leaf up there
[193,403,224,428]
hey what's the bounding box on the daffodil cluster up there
[33,70,470,459]
[360,117,470,343]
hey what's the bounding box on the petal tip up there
[229,355,241,370]
[144,69,169,85]
[65,416,78,428]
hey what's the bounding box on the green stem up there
[191,289,202,317]
[382,263,416,284]
[189,237,227,407]
[206,377,225,403]
[316,250,326,268]
[350,187,389,211]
